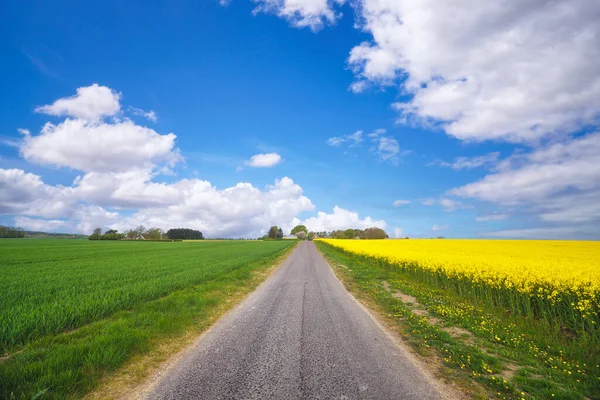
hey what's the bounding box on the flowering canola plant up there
[319,239,600,334]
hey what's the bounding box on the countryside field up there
[0,239,296,399]
[316,239,600,399]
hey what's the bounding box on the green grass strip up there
[0,241,295,399]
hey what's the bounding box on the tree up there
[100,230,125,240]
[143,228,162,240]
[307,232,315,241]
[268,226,279,239]
[125,230,137,240]
[296,231,306,240]
[166,228,203,240]
[277,227,284,239]
[0,226,26,238]
[134,225,145,240]
[344,229,355,239]
[331,230,345,239]
[363,227,387,239]
[291,224,308,235]
[88,227,102,240]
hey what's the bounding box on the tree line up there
[88,226,203,241]
[0,226,25,238]
[328,227,388,239]
[259,225,388,241]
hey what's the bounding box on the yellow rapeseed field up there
[319,239,600,333]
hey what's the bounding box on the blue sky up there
[1,0,599,239]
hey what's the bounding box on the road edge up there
[85,242,299,400]
[313,242,467,400]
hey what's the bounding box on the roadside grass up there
[0,240,294,352]
[0,240,296,399]
[316,241,600,400]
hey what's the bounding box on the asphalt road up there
[147,241,445,400]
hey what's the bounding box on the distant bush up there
[363,227,388,239]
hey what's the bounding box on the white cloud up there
[476,213,509,222]
[21,118,180,173]
[393,227,404,238]
[451,132,600,225]
[35,84,121,121]
[296,205,387,233]
[327,130,363,146]
[0,168,46,214]
[432,224,447,232]
[348,0,600,143]
[438,198,467,212]
[2,167,316,237]
[392,199,410,207]
[111,176,315,238]
[253,0,346,30]
[245,152,283,167]
[329,128,406,164]
[129,107,158,122]
[0,168,75,218]
[14,217,66,232]
[17,128,30,136]
[437,152,500,170]
[376,136,399,162]
[14,205,120,234]
[421,198,435,206]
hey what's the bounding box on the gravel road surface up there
[147,241,446,399]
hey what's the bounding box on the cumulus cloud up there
[245,152,283,167]
[392,199,410,207]
[253,0,346,30]
[348,0,600,143]
[21,119,180,173]
[0,168,75,218]
[14,217,66,232]
[295,205,387,233]
[451,133,600,225]
[35,84,121,121]
[2,167,316,237]
[112,177,315,238]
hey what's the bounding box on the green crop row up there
[0,239,294,353]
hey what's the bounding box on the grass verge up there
[315,241,599,400]
[0,243,297,399]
